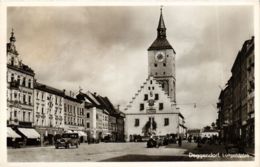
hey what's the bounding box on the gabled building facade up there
[124,9,185,141]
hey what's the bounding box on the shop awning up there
[18,128,40,139]
[77,131,87,137]
[7,127,21,138]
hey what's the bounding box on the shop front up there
[35,126,64,146]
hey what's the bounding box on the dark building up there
[217,36,254,148]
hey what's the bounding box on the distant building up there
[63,92,86,135]
[124,9,185,141]
[187,129,201,137]
[76,91,125,141]
[200,130,219,138]
[34,82,65,144]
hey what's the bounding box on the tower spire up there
[157,7,166,38]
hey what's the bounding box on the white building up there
[124,9,186,141]
[34,82,65,140]
[7,30,35,128]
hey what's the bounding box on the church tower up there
[147,8,176,103]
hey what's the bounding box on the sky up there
[7,6,254,129]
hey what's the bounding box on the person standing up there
[178,136,182,147]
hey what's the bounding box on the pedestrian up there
[178,136,182,147]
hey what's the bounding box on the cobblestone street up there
[8,142,254,162]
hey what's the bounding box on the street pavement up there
[7,141,254,162]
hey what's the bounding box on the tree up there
[211,122,216,130]
[203,126,211,131]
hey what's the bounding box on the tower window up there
[159,103,164,110]
[144,94,148,100]
[164,118,169,126]
[134,119,140,127]
[163,63,166,66]
[154,63,157,67]
[155,94,159,100]
[140,103,144,111]
[152,87,154,90]
[155,72,158,75]
[163,72,166,75]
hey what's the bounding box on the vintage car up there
[147,136,164,148]
[55,133,79,149]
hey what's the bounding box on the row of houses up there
[6,30,125,146]
[216,36,254,148]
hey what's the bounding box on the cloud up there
[7,6,253,129]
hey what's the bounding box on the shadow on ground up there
[100,154,200,161]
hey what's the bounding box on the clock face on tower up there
[155,52,165,62]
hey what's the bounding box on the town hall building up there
[124,9,186,141]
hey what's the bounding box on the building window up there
[14,110,17,117]
[148,87,150,90]
[23,95,26,104]
[155,94,159,100]
[28,79,31,88]
[163,63,166,67]
[23,112,25,122]
[162,83,165,89]
[87,122,90,128]
[134,119,139,127]
[17,76,20,85]
[87,113,90,118]
[11,74,14,82]
[155,72,157,75]
[22,77,25,86]
[28,96,31,105]
[152,87,154,90]
[150,80,152,84]
[154,63,157,67]
[159,103,164,110]
[28,112,31,122]
[163,72,166,75]
[164,118,169,126]
[140,103,144,111]
[144,94,148,100]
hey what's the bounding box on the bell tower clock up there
[147,8,176,103]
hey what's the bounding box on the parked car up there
[55,133,79,149]
[147,136,163,148]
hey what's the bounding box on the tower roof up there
[157,7,166,30]
[148,7,175,53]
